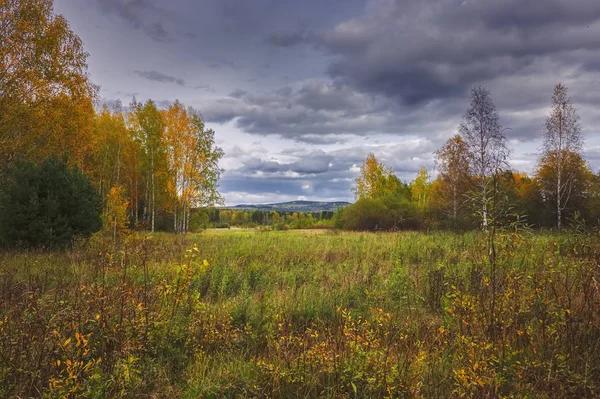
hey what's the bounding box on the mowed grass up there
[1,229,600,398]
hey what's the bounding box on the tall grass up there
[1,229,599,397]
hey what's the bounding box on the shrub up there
[335,197,387,230]
[335,195,421,231]
[0,157,101,247]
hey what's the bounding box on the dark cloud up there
[194,84,215,93]
[241,151,334,175]
[58,0,600,204]
[196,0,600,146]
[201,57,238,70]
[134,70,185,86]
[95,0,174,41]
[310,0,600,106]
[265,30,305,47]
[293,134,352,145]
[199,79,461,143]
[229,89,248,98]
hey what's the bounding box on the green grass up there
[1,229,599,397]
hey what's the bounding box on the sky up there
[53,0,600,205]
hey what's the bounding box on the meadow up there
[1,228,600,398]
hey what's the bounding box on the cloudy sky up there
[54,0,600,205]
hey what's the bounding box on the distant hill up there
[225,200,351,213]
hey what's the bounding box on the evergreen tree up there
[0,157,101,247]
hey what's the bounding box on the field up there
[1,229,600,398]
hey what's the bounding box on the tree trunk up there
[557,163,562,229]
[557,111,563,230]
[482,177,488,230]
[151,148,155,233]
[115,144,121,186]
[174,206,178,233]
[452,184,457,220]
[143,176,149,224]
[185,207,190,234]
[134,174,138,226]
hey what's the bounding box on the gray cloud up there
[199,79,460,143]
[198,0,600,147]
[201,56,238,70]
[229,89,248,98]
[194,83,215,93]
[218,138,439,204]
[584,147,600,164]
[241,151,335,176]
[310,0,600,107]
[57,0,600,204]
[95,0,174,42]
[134,70,185,86]
[266,30,306,47]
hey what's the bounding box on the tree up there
[104,186,130,242]
[538,83,584,229]
[0,0,97,173]
[186,110,224,225]
[496,170,541,226]
[353,153,402,199]
[535,151,591,227]
[132,100,166,232]
[584,170,600,227]
[459,86,509,229]
[434,135,471,221]
[271,210,281,224]
[163,102,224,233]
[163,101,193,232]
[0,157,101,247]
[411,168,431,210]
[89,103,136,200]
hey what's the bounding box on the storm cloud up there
[134,70,185,86]
[55,0,600,204]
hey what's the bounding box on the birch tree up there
[163,103,223,233]
[459,86,509,229]
[538,83,584,229]
[134,100,166,233]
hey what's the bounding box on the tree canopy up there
[0,0,97,172]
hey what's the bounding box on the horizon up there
[220,199,352,207]
[54,0,600,205]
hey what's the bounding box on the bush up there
[380,195,420,229]
[0,157,101,247]
[335,196,421,231]
[335,197,387,230]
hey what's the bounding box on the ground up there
[1,229,599,397]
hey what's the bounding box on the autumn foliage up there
[0,1,223,243]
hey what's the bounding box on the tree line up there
[203,209,335,229]
[337,84,598,231]
[0,0,223,246]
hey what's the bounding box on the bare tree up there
[540,83,584,229]
[459,86,509,229]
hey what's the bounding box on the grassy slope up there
[1,229,599,397]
